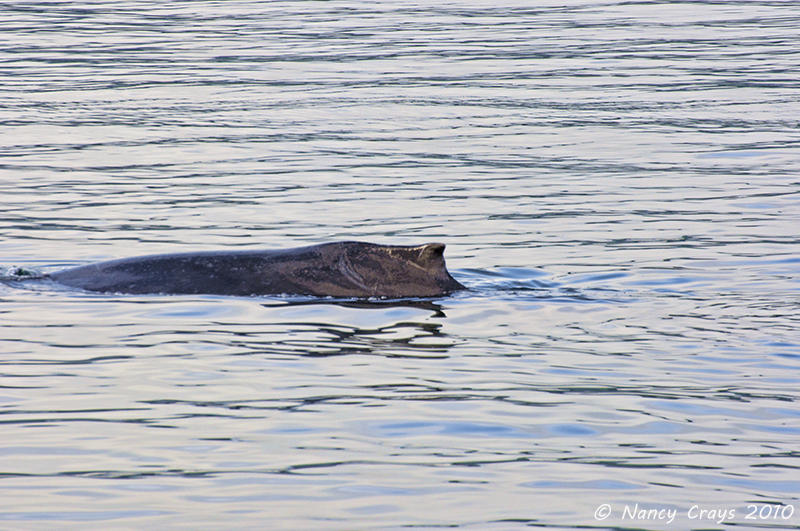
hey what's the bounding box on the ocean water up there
[1,1,799,529]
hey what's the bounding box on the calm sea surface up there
[1,1,799,529]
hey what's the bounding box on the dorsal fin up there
[416,243,446,267]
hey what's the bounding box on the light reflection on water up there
[2,0,800,528]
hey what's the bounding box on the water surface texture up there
[1,1,799,528]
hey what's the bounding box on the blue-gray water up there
[1,1,799,529]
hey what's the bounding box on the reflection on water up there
[2,0,800,528]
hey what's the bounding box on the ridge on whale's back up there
[48,241,466,299]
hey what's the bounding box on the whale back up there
[49,241,464,298]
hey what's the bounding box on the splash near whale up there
[48,241,465,298]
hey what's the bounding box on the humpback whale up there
[49,241,464,298]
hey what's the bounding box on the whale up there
[48,241,465,298]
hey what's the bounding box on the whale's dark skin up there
[48,241,465,298]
